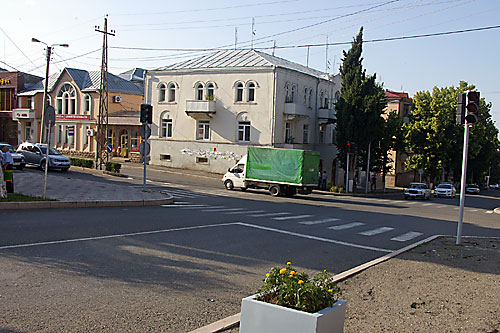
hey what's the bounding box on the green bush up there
[256,262,341,313]
[105,161,121,173]
[70,157,94,169]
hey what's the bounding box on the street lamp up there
[32,38,68,143]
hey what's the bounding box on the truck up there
[222,147,320,197]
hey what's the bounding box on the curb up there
[494,207,500,214]
[0,196,174,210]
[189,234,442,333]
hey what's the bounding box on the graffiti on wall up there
[180,147,241,161]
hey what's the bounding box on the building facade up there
[13,68,143,159]
[0,70,41,146]
[384,90,414,187]
[146,50,343,184]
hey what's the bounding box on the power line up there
[0,25,42,75]
[108,24,500,54]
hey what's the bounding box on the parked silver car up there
[465,184,480,194]
[0,143,25,170]
[16,143,70,171]
[434,183,457,198]
[404,182,432,200]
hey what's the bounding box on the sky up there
[1,0,499,127]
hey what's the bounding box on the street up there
[1,165,499,332]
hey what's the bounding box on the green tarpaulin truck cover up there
[245,147,320,185]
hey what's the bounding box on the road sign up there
[139,141,150,156]
[44,106,56,127]
[106,144,113,154]
[67,126,75,136]
[140,124,151,139]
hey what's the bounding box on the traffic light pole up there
[345,153,349,193]
[456,121,470,245]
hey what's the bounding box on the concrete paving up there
[0,167,173,209]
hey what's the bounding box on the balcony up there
[185,100,216,119]
[318,108,336,124]
[12,108,35,120]
[284,103,309,121]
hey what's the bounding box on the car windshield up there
[409,184,426,189]
[437,184,452,189]
[1,144,15,153]
[39,147,62,155]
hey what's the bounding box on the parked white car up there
[434,183,457,198]
[404,182,432,200]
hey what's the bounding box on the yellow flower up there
[324,269,327,272]
[266,273,270,277]
[279,268,287,274]
[290,271,296,275]
[289,274,293,278]
[286,261,291,265]
[328,289,333,293]
[298,280,304,284]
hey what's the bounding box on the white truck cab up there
[222,155,247,190]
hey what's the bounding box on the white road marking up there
[236,223,392,253]
[391,231,423,242]
[179,204,210,209]
[422,203,433,206]
[0,223,240,251]
[485,211,493,214]
[437,205,447,208]
[359,227,394,236]
[225,210,266,215]
[328,222,365,230]
[201,208,244,212]
[405,202,417,205]
[299,218,340,225]
[468,209,478,212]
[272,214,314,221]
[249,212,291,217]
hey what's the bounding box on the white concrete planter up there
[240,294,347,333]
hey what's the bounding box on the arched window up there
[84,94,91,113]
[236,82,244,102]
[167,83,176,102]
[324,94,329,109]
[319,92,324,109]
[158,83,166,102]
[285,84,291,103]
[56,83,76,115]
[247,82,256,102]
[160,112,173,138]
[304,88,308,105]
[334,91,340,104]
[207,83,215,100]
[308,89,313,107]
[195,83,204,100]
[291,85,297,103]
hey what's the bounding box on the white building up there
[145,50,343,185]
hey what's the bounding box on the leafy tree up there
[403,81,499,184]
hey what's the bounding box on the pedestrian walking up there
[1,145,14,193]
[318,171,322,189]
[371,174,377,191]
[322,170,327,190]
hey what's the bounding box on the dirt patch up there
[338,237,500,332]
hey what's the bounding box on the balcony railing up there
[284,103,309,120]
[185,100,216,119]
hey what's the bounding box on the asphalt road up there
[1,164,499,332]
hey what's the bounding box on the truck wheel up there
[269,185,281,197]
[224,180,234,190]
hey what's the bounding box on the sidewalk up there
[0,167,173,209]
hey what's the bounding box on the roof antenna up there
[234,27,238,49]
[306,46,310,68]
[251,18,255,49]
[272,41,276,56]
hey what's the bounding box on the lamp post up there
[32,38,68,143]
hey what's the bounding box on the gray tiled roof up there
[18,68,143,96]
[156,49,329,79]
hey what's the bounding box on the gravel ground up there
[219,236,500,333]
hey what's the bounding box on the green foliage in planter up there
[105,161,121,173]
[256,262,341,313]
[70,157,94,169]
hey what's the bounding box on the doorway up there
[120,131,128,157]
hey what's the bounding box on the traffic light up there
[456,93,466,125]
[346,142,351,153]
[140,104,153,124]
[465,91,480,124]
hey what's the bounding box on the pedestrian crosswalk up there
[163,202,426,243]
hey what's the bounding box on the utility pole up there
[325,36,329,73]
[32,38,68,143]
[272,41,276,56]
[234,27,238,49]
[306,46,310,67]
[95,15,115,170]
